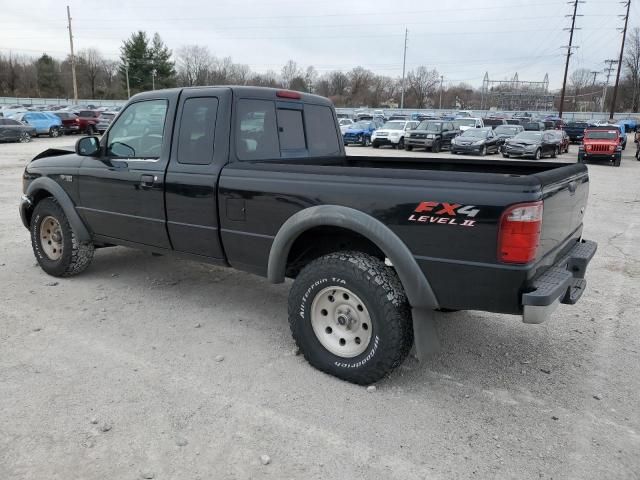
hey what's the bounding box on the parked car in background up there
[578,127,622,166]
[450,127,503,156]
[96,112,117,134]
[505,118,522,125]
[502,131,557,159]
[522,121,545,131]
[494,124,524,142]
[564,121,591,143]
[455,110,473,118]
[405,120,457,152]
[52,112,81,134]
[371,120,419,149]
[0,118,36,142]
[547,129,570,154]
[339,118,354,134]
[543,117,566,130]
[342,120,381,146]
[483,118,507,129]
[454,117,484,131]
[76,110,101,134]
[10,112,62,137]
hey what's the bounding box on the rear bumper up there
[521,239,597,324]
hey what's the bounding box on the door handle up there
[140,174,156,188]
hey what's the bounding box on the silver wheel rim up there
[20,132,30,142]
[39,216,63,260]
[310,286,373,358]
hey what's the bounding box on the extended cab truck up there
[20,87,597,385]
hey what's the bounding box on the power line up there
[559,0,584,117]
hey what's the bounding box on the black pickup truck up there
[20,87,597,384]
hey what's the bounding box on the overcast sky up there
[2,0,638,89]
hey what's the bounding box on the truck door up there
[164,88,230,259]
[77,97,175,248]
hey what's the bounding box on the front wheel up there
[30,198,95,277]
[397,137,405,150]
[19,131,31,143]
[432,140,441,153]
[552,147,558,158]
[288,252,413,385]
[479,145,487,156]
[85,125,96,136]
[405,144,413,151]
[534,148,542,160]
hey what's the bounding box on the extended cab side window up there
[304,104,340,156]
[177,97,218,165]
[236,99,279,160]
[107,100,168,158]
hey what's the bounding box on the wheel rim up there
[20,132,30,143]
[39,216,63,260]
[536,149,541,159]
[310,286,373,358]
[51,128,59,137]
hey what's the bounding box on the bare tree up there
[77,49,105,98]
[623,27,640,112]
[231,63,251,85]
[407,67,439,108]
[568,68,593,110]
[176,45,212,86]
[281,60,301,89]
[328,71,349,97]
[304,66,317,92]
[348,67,375,105]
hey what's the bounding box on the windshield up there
[381,121,405,130]
[585,131,617,140]
[350,121,371,130]
[495,126,519,134]
[339,119,352,126]
[455,119,476,126]
[567,122,588,128]
[416,121,442,132]
[461,129,486,138]
[513,132,542,141]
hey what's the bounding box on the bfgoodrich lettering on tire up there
[288,251,413,384]
[30,197,95,277]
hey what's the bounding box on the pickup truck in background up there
[564,121,591,143]
[20,87,597,384]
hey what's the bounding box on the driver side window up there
[107,100,168,158]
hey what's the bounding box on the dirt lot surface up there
[1,136,638,480]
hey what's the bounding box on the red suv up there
[578,127,622,167]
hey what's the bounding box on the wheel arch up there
[267,205,439,311]
[23,177,91,242]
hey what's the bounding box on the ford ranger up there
[20,87,597,384]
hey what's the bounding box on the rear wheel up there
[30,198,95,277]
[534,148,542,160]
[49,127,61,138]
[479,145,487,156]
[288,251,413,384]
[85,124,96,135]
[19,131,31,143]
[502,153,510,158]
[372,143,379,149]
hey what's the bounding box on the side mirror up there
[76,136,100,156]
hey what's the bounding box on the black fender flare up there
[267,205,439,311]
[24,177,91,243]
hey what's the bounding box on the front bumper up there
[503,146,537,158]
[405,137,434,148]
[451,143,482,153]
[372,136,401,145]
[521,239,597,324]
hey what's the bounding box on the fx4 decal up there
[408,201,479,227]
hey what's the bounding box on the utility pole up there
[603,59,618,112]
[439,75,444,110]
[609,0,631,120]
[590,71,600,85]
[400,28,408,109]
[124,61,131,99]
[152,68,157,90]
[558,0,583,118]
[66,6,78,103]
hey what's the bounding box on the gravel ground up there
[0,136,638,480]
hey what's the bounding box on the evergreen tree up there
[36,54,62,97]
[119,31,175,95]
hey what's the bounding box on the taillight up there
[74,118,79,124]
[498,201,543,264]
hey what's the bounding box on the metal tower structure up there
[481,72,555,111]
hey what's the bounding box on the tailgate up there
[537,167,589,263]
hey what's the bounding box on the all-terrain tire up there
[288,251,413,385]
[30,197,95,277]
